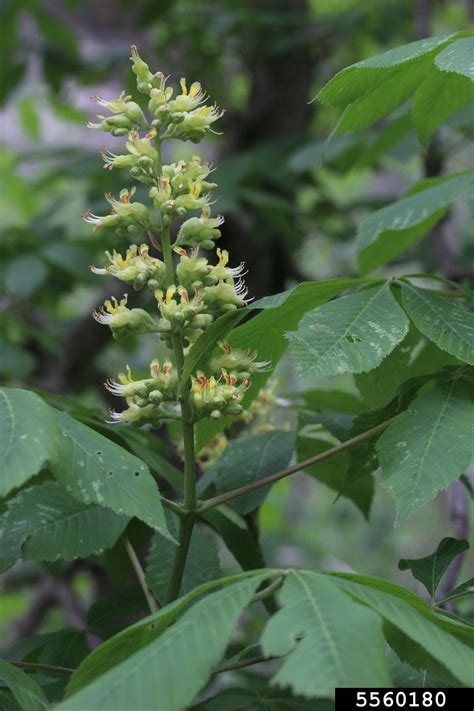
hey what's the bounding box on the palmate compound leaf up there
[0,388,62,497]
[0,481,128,572]
[59,575,267,711]
[261,570,391,698]
[50,411,172,540]
[399,538,469,600]
[356,172,474,273]
[329,572,474,686]
[286,282,409,379]
[401,283,474,365]
[0,660,48,711]
[377,378,474,526]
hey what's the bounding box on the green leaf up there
[86,590,150,640]
[318,34,459,105]
[438,577,474,605]
[181,309,248,394]
[0,481,128,572]
[0,388,61,497]
[435,37,474,80]
[388,652,454,688]
[333,57,429,133]
[329,572,474,686]
[0,660,48,711]
[192,686,322,710]
[297,426,372,518]
[146,513,221,602]
[378,379,474,525]
[287,283,408,379]
[401,284,474,365]
[60,576,265,711]
[211,430,295,514]
[195,279,363,450]
[356,172,474,272]
[50,411,172,540]
[203,508,266,572]
[399,538,469,599]
[412,70,474,143]
[261,570,391,698]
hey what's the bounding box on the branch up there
[123,535,159,614]
[214,654,279,675]
[198,417,397,512]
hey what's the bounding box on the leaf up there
[435,37,474,80]
[287,283,408,379]
[401,283,474,365]
[0,388,61,497]
[203,508,266,572]
[399,538,469,599]
[439,577,474,605]
[317,33,471,134]
[59,576,265,711]
[0,660,48,711]
[297,427,373,518]
[192,686,323,710]
[211,430,295,514]
[181,309,248,394]
[50,411,172,540]
[0,481,128,572]
[318,34,459,105]
[146,513,221,602]
[378,379,474,525]
[195,279,363,450]
[388,652,454,688]
[356,172,474,272]
[261,570,391,698]
[329,571,474,687]
[412,70,474,143]
[86,590,150,640]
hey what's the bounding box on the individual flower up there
[90,243,166,290]
[82,188,152,235]
[202,280,249,315]
[190,370,248,419]
[170,78,207,113]
[208,342,272,380]
[155,285,204,325]
[93,294,160,339]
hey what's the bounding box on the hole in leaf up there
[96,451,102,457]
[345,334,362,343]
[107,470,114,476]
[134,471,140,477]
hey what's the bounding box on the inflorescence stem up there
[156,152,198,602]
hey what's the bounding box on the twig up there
[214,654,279,675]
[251,576,284,605]
[198,417,397,512]
[10,661,74,675]
[123,535,159,614]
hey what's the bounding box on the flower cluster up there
[85,46,270,427]
[106,361,178,426]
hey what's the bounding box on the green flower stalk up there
[83,45,270,602]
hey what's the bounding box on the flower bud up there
[130,45,154,91]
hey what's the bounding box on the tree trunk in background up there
[220,0,314,298]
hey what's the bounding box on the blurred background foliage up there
[1,0,473,646]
